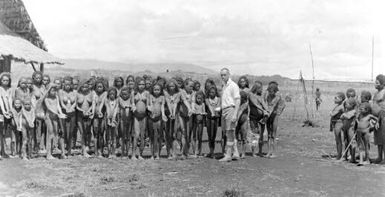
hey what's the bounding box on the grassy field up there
[1,66,384,196]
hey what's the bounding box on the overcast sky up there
[24,0,384,80]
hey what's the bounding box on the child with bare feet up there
[76,80,94,157]
[236,91,249,159]
[164,80,180,159]
[191,90,206,158]
[179,79,194,159]
[21,98,35,160]
[330,92,345,160]
[43,85,67,159]
[148,83,167,160]
[132,78,149,160]
[94,79,108,158]
[356,102,377,166]
[205,86,220,158]
[11,99,23,158]
[118,87,132,159]
[248,81,269,157]
[340,92,358,163]
[264,81,285,158]
[103,87,119,159]
[59,76,77,157]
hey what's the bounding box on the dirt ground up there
[1,115,385,196]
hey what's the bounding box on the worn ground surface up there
[1,94,385,197]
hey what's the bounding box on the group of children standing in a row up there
[330,74,385,166]
[0,71,285,161]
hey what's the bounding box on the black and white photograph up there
[0,0,384,196]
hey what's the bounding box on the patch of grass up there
[223,187,245,197]
[100,176,115,184]
[24,181,47,190]
[128,174,140,182]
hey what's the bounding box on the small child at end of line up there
[330,92,345,160]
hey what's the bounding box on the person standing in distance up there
[219,68,241,162]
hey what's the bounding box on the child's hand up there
[162,114,168,122]
[98,112,103,118]
[67,107,74,113]
[170,114,175,120]
[147,106,153,112]
[59,114,67,119]
[4,112,11,119]
[112,120,118,127]
[131,106,136,112]
[375,122,380,130]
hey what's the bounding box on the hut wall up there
[0,55,11,73]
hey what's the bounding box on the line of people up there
[330,74,385,166]
[0,69,285,161]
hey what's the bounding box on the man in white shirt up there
[219,68,240,162]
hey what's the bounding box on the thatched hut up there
[0,0,62,73]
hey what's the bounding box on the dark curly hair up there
[173,76,184,89]
[166,79,179,94]
[346,88,356,98]
[267,81,279,93]
[204,78,216,96]
[126,75,135,85]
[0,72,11,88]
[238,75,249,89]
[32,71,43,85]
[113,76,124,89]
[195,90,205,103]
[107,87,118,100]
[376,74,385,86]
[151,82,164,96]
[95,78,108,93]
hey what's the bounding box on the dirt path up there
[0,119,384,197]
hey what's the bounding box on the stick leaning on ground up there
[340,132,357,159]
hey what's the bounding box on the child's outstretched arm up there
[91,92,97,115]
[172,93,180,118]
[181,91,192,115]
[165,95,173,118]
[56,96,67,119]
[112,101,119,120]
[161,96,167,121]
[237,103,248,121]
[275,95,286,116]
[58,90,67,112]
[147,95,153,112]
[343,109,356,119]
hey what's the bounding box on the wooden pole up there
[40,63,44,72]
[0,56,12,73]
[300,71,310,122]
[309,43,315,95]
[371,36,374,81]
[30,62,37,72]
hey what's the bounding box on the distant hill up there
[61,59,216,75]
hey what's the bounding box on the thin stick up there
[292,78,301,120]
[309,43,316,118]
[341,132,357,158]
[371,36,374,81]
[30,62,37,72]
[309,43,315,94]
[300,71,310,121]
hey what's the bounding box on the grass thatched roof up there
[0,0,46,50]
[0,0,62,64]
[0,21,62,64]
